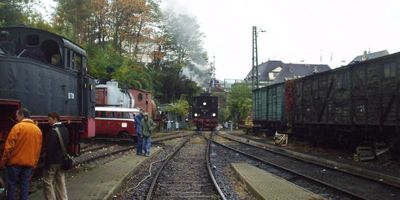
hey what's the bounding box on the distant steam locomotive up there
[192,93,218,130]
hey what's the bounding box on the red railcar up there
[95,107,139,138]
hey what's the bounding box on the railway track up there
[76,133,193,166]
[146,135,226,200]
[74,144,133,166]
[80,143,117,154]
[211,134,400,200]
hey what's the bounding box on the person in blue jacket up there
[134,109,144,155]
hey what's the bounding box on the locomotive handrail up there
[17,49,26,57]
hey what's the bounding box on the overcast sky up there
[41,0,400,80]
[162,0,400,80]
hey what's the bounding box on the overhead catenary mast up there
[252,26,265,89]
[208,55,216,93]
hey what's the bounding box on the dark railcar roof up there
[0,26,86,56]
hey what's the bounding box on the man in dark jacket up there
[141,113,156,157]
[43,112,69,200]
[134,109,144,155]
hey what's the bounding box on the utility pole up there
[208,55,216,93]
[252,26,265,89]
[252,26,258,90]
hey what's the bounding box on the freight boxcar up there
[252,82,286,134]
[289,52,400,146]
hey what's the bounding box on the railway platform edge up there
[231,163,323,200]
[29,148,161,200]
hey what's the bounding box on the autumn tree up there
[53,0,92,43]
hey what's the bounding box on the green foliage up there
[86,44,124,81]
[0,1,24,26]
[166,99,189,117]
[113,62,154,91]
[0,0,43,27]
[53,0,92,43]
[227,83,252,124]
[155,63,201,103]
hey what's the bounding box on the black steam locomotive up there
[0,26,96,155]
[192,93,218,130]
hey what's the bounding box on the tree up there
[154,63,201,103]
[0,0,48,28]
[166,99,189,119]
[112,62,154,91]
[53,0,93,43]
[86,44,124,82]
[0,0,25,26]
[227,83,252,125]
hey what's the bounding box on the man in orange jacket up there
[0,108,43,200]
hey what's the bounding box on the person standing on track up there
[141,113,156,157]
[0,108,42,200]
[134,109,144,155]
[43,112,69,200]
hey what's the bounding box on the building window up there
[268,66,282,81]
[138,93,143,101]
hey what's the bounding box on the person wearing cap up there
[141,113,156,157]
[134,109,144,155]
